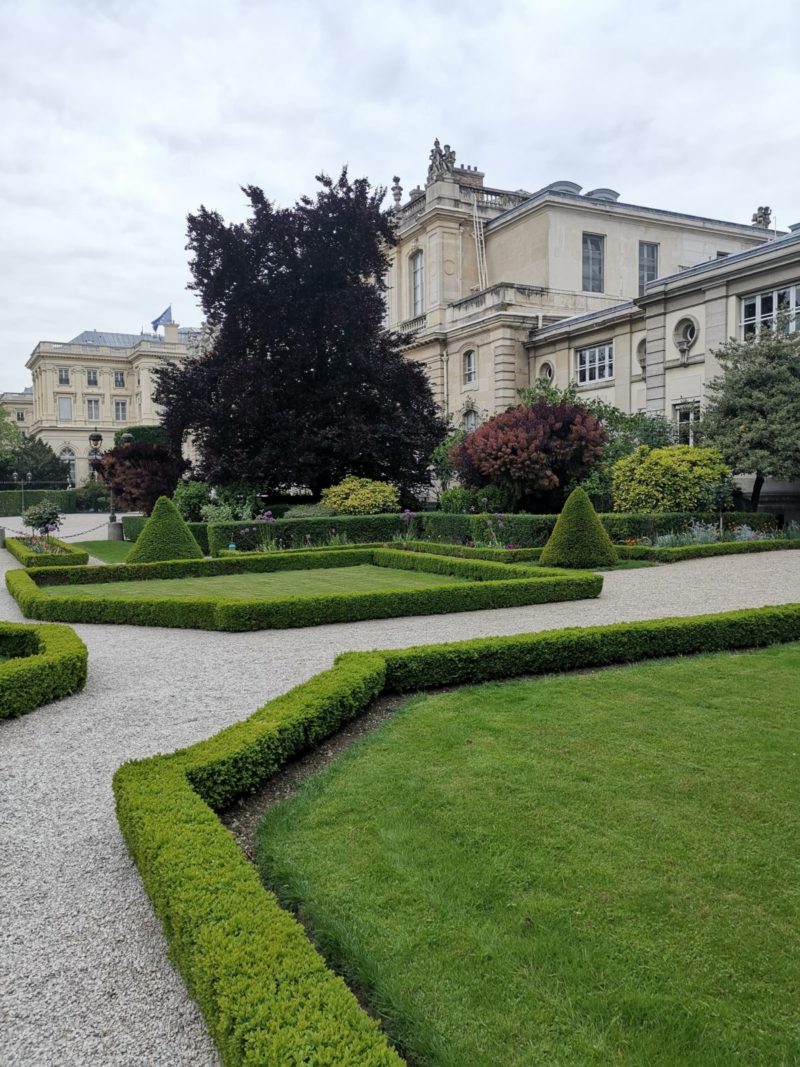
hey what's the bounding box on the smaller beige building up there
[3,320,198,484]
[527,226,800,514]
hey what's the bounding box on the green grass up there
[258,643,800,1067]
[73,539,133,563]
[41,564,465,600]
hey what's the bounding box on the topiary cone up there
[126,496,204,564]
[539,487,618,568]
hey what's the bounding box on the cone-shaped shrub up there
[539,487,618,568]
[126,496,204,563]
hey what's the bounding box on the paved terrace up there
[1,543,799,1065]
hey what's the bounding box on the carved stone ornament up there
[427,138,456,184]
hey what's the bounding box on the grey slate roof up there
[69,329,199,347]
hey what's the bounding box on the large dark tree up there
[91,442,189,515]
[0,436,69,485]
[154,171,446,495]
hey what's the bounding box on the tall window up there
[582,233,604,292]
[57,396,72,420]
[114,370,125,387]
[87,398,100,420]
[740,283,800,338]
[16,410,25,422]
[58,367,70,385]
[674,402,701,445]
[638,242,658,293]
[411,250,424,316]
[114,400,127,422]
[58,448,76,484]
[86,369,98,386]
[462,349,476,385]
[576,342,613,384]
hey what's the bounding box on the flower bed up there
[113,604,800,1066]
[6,548,602,631]
[5,536,89,568]
[0,621,88,719]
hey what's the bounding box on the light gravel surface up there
[1,547,799,1066]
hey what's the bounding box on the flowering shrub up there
[612,446,734,513]
[321,476,400,515]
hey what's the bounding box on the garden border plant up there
[5,536,89,568]
[6,548,602,631]
[0,621,88,719]
[113,604,800,1066]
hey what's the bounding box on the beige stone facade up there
[527,227,800,513]
[6,321,198,484]
[391,143,774,431]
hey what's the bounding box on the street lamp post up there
[12,471,32,513]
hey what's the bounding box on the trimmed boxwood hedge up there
[5,536,89,568]
[208,514,407,555]
[6,548,602,631]
[113,604,800,1066]
[418,510,777,548]
[616,539,800,562]
[0,488,77,515]
[540,488,618,568]
[122,515,210,554]
[126,497,204,564]
[0,621,88,719]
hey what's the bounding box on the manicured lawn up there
[41,564,465,600]
[73,540,133,563]
[258,643,800,1067]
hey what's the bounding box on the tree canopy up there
[451,399,607,510]
[0,434,69,484]
[91,442,189,515]
[702,326,800,508]
[154,170,446,496]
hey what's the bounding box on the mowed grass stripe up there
[258,643,800,1067]
[41,564,466,600]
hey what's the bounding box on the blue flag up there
[151,305,172,332]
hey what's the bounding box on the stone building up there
[2,319,198,484]
[390,141,776,432]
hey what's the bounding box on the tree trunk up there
[750,471,765,510]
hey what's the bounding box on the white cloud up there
[1,0,798,389]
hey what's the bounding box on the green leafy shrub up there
[540,488,618,568]
[612,446,734,513]
[74,480,110,512]
[113,604,800,1066]
[284,503,337,518]
[126,496,204,563]
[172,480,211,521]
[0,621,87,719]
[438,485,516,513]
[321,476,400,515]
[113,424,168,447]
[0,489,77,515]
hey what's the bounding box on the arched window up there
[59,447,76,485]
[538,361,554,384]
[410,250,424,316]
[463,409,479,432]
[462,349,476,385]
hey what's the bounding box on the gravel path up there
[1,547,799,1066]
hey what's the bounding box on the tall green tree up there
[0,405,23,464]
[154,170,446,496]
[702,327,800,509]
[0,435,68,484]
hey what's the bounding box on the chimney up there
[164,320,179,343]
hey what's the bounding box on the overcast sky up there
[1,0,798,390]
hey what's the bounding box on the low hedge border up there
[6,549,601,631]
[113,604,800,1066]
[5,536,89,568]
[206,511,777,554]
[616,539,800,563]
[0,621,88,719]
